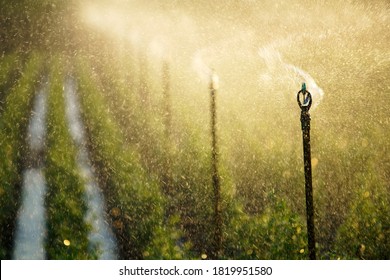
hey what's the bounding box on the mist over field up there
[1,0,389,260]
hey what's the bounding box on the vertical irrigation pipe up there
[161,60,174,218]
[209,71,222,259]
[297,83,316,260]
[138,48,149,105]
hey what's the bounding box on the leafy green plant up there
[224,195,307,260]
[333,170,390,259]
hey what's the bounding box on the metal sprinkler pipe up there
[162,60,172,138]
[210,70,222,259]
[161,60,174,218]
[297,82,316,260]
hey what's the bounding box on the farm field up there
[0,0,389,260]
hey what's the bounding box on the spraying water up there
[286,64,324,110]
[192,50,213,83]
[13,83,48,260]
[259,45,324,110]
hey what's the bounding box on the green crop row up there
[75,57,187,259]
[44,58,95,259]
[84,52,219,258]
[0,53,17,97]
[0,52,43,259]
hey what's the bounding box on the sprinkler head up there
[210,70,219,90]
[297,83,312,111]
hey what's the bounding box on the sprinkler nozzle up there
[297,83,312,111]
[210,70,219,90]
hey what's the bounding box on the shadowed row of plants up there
[0,53,24,113]
[0,53,43,259]
[84,51,216,257]
[0,0,81,54]
[44,57,95,259]
[75,57,188,259]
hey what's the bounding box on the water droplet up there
[110,207,121,217]
[311,158,319,168]
[113,220,124,230]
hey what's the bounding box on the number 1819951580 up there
[212,266,272,276]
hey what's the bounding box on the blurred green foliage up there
[0,0,80,54]
[224,197,308,260]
